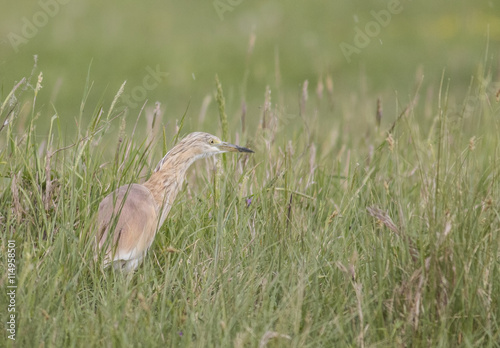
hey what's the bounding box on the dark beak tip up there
[238,146,254,153]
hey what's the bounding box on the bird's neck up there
[143,153,194,224]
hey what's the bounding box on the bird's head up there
[153,132,254,173]
[181,132,254,158]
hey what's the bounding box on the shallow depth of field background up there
[1,1,500,347]
[1,1,499,136]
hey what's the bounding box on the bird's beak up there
[218,142,254,153]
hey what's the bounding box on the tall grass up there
[0,63,499,347]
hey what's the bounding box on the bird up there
[95,132,253,272]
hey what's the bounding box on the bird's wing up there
[97,184,159,263]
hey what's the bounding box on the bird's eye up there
[209,139,215,145]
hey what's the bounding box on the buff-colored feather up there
[95,132,253,272]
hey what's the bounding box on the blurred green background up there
[1,0,499,137]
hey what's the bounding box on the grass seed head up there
[469,136,476,151]
[386,133,395,152]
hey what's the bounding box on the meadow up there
[1,1,500,347]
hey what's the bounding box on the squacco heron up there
[95,132,253,272]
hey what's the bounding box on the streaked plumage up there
[95,132,253,272]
